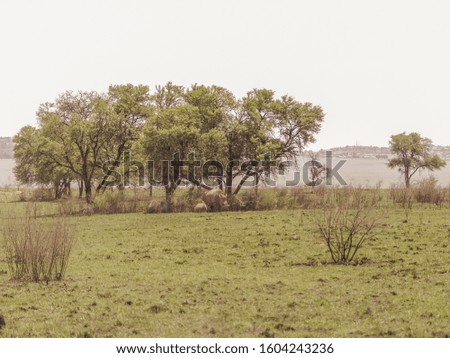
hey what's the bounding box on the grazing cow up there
[193,201,208,213]
[203,188,229,212]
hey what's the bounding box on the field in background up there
[3,158,450,189]
[0,200,449,338]
[302,157,450,187]
[0,160,15,187]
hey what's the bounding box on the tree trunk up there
[164,184,175,213]
[234,171,252,195]
[64,180,71,197]
[85,180,92,204]
[54,182,62,200]
[78,180,84,199]
[405,167,411,188]
[225,160,233,201]
[96,144,125,193]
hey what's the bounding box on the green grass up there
[0,203,449,337]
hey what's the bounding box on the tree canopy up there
[387,132,446,187]
[14,83,325,207]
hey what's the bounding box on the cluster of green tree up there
[13,83,325,207]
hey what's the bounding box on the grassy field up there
[0,201,449,338]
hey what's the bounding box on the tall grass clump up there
[390,183,414,222]
[2,206,76,282]
[59,197,94,216]
[314,187,382,264]
[93,189,151,214]
[93,190,126,214]
[412,176,446,207]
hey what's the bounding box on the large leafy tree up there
[233,89,324,194]
[138,83,202,210]
[183,86,324,197]
[37,91,112,203]
[184,84,234,188]
[138,83,237,210]
[96,84,152,192]
[388,132,446,187]
[13,126,72,199]
[13,126,42,185]
[32,85,150,203]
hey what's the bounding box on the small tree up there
[315,187,382,264]
[388,132,446,188]
[307,152,326,187]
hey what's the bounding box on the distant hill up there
[310,145,450,160]
[0,137,13,159]
[2,137,450,161]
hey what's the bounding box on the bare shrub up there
[390,183,411,205]
[240,190,259,210]
[253,190,275,210]
[93,189,150,214]
[274,188,289,209]
[16,190,27,202]
[290,186,328,209]
[290,187,315,209]
[30,187,55,202]
[146,199,169,214]
[173,197,190,212]
[184,188,204,209]
[315,187,382,264]
[2,206,76,282]
[412,176,446,207]
[228,196,244,211]
[60,198,94,216]
[93,190,125,214]
[236,189,281,211]
[390,183,414,222]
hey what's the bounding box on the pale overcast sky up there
[1,0,449,149]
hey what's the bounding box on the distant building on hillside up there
[308,144,450,160]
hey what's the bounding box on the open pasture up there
[0,201,449,338]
